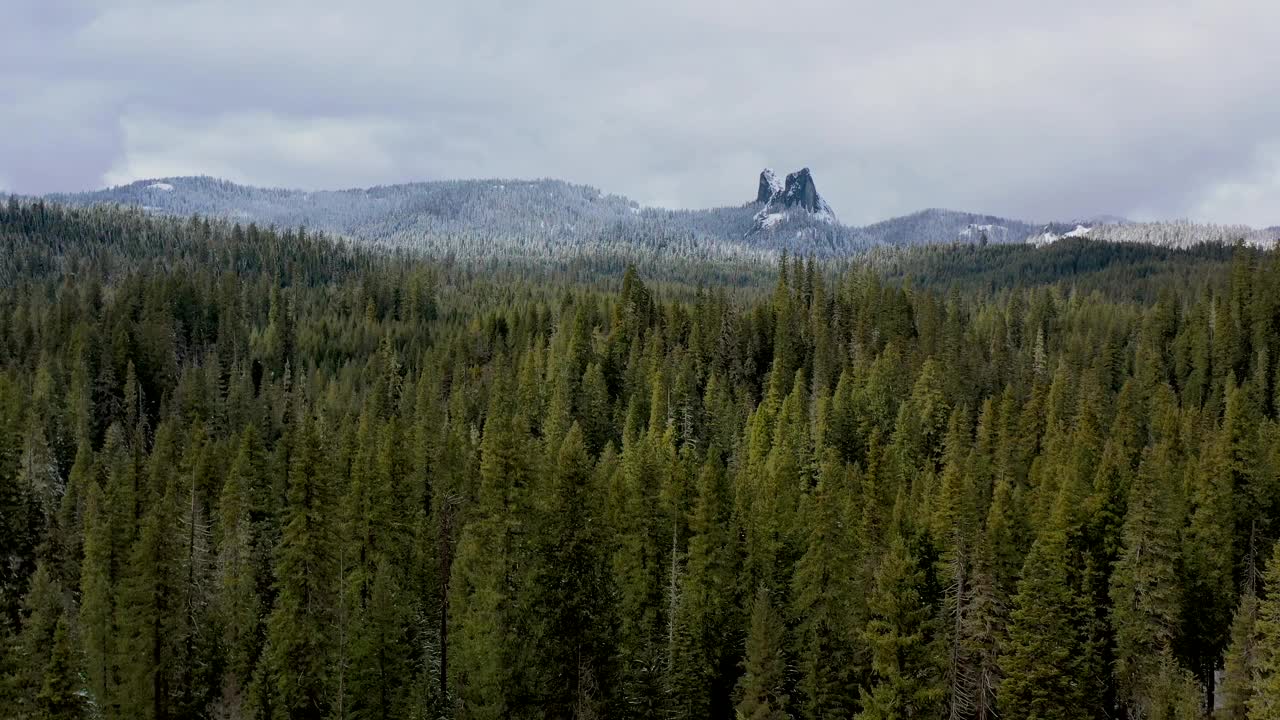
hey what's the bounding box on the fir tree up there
[998,529,1090,720]
[1251,541,1280,719]
[36,617,84,720]
[857,533,942,720]
[348,559,412,720]
[790,456,858,720]
[1109,443,1191,717]
[79,481,116,715]
[263,415,336,720]
[735,587,790,720]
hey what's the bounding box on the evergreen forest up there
[6,199,1280,720]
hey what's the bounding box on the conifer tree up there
[1251,541,1280,719]
[6,562,64,718]
[669,458,738,720]
[857,532,942,720]
[1109,443,1190,717]
[448,514,507,720]
[115,482,177,720]
[609,415,668,716]
[213,428,262,714]
[263,415,336,719]
[36,617,83,720]
[449,384,531,720]
[790,456,858,720]
[1184,390,1240,695]
[735,587,790,720]
[523,425,615,718]
[998,529,1090,720]
[1223,587,1260,719]
[79,481,116,715]
[348,559,412,720]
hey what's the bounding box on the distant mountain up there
[1028,219,1276,249]
[43,172,1275,260]
[857,208,1037,248]
[47,174,871,259]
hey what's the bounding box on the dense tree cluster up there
[4,199,1280,719]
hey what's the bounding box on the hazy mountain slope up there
[47,173,1275,259]
[1029,219,1277,249]
[852,208,1038,247]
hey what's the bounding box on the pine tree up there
[998,529,1090,720]
[1184,393,1239,697]
[857,533,942,719]
[449,386,532,720]
[609,412,668,717]
[790,456,858,720]
[1251,541,1280,719]
[1223,589,1259,719]
[36,617,84,720]
[521,425,616,718]
[735,587,790,720]
[115,486,174,720]
[668,458,738,720]
[448,515,507,720]
[348,559,412,720]
[213,428,262,715]
[1109,443,1191,717]
[79,481,116,715]
[6,562,64,719]
[263,415,336,720]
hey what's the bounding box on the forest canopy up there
[3,199,1280,719]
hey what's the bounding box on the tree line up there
[3,200,1280,719]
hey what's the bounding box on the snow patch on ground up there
[1031,225,1091,246]
[147,182,175,191]
[759,212,786,229]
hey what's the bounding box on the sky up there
[4,0,1279,227]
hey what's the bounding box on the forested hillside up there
[5,199,1280,720]
[41,177,1046,259]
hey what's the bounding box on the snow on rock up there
[757,169,784,203]
[751,167,838,232]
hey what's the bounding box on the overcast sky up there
[4,0,1279,226]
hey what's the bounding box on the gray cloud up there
[3,0,1279,226]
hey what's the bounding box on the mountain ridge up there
[41,173,1276,257]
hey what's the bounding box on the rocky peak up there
[780,168,821,213]
[751,166,837,232]
[757,168,783,203]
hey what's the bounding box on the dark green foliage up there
[1252,542,1280,719]
[1,198,1278,718]
[858,533,943,719]
[37,617,84,720]
[735,587,791,720]
[998,530,1093,720]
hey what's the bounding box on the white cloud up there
[1186,143,1280,228]
[102,111,408,189]
[6,0,1280,225]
